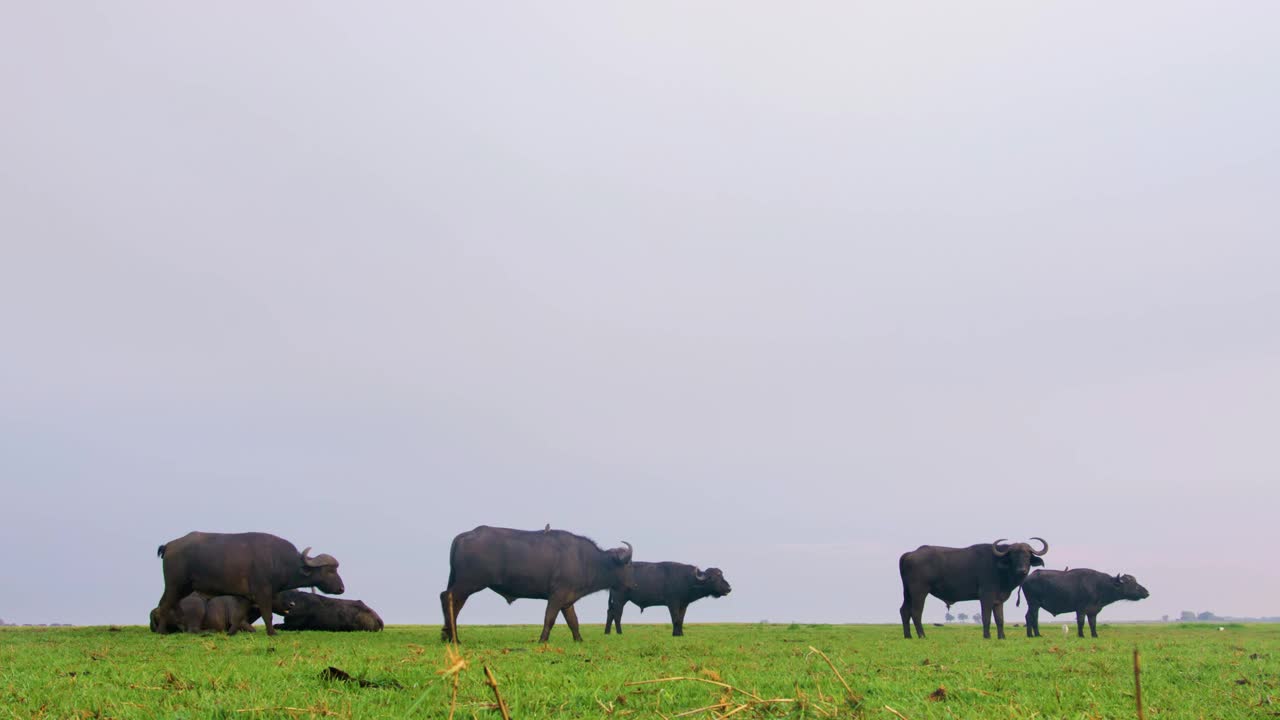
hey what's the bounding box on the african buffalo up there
[1020,568,1149,638]
[149,592,294,634]
[179,594,258,634]
[899,538,1048,639]
[272,590,384,631]
[605,562,731,637]
[440,525,634,643]
[154,531,344,636]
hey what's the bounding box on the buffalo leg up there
[605,593,624,635]
[1087,612,1098,638]
[979,600,993,639]
[539,601,560,642]
[1075,611,1086,638]
[900,586,927,639]
[155,581,193,634]
[671,603,688,637]
[253,591,275,637]
[440,589,474,643]
[561,604,583,642]
[899,581,924,639]
[992,601,1006,640]
[1026,604,1039,637]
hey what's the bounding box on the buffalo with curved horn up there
[605,561,732,636]
[1020,567,1148,638]
[440,525,635,643]
[153,532,343,637]
[898,537,1048,639]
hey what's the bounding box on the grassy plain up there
[2,622,1277,719]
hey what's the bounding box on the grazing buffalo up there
[899,538,1049,639]
[605,562,731,637]
[1020,568,1149,638]
[154,531,344,636]
[440,525,634,643]
[272,590,384,631]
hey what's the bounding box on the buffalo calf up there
[605,562,731,637]
[1021,568,1149,638]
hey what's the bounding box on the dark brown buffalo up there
[272,590,384,631]
[1020,568,1149,638]
[154,531,344,636]
[179,594,258,634]
[440,525,634,643]
[149,592,296,634]
[605,562,731,636]
[899,538,1048,639]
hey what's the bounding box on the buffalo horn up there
[1030,537,1049,556]
[620,541,633,563]
[302,547,336,568]
[991,539,1010,557]
[694,568,707,582]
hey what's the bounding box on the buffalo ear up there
[1031,556,1045,567]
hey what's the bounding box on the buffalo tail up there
[1016,586,1022,607]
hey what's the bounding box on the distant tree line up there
[1180,610,1220,621]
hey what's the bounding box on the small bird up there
[543,524,551,532]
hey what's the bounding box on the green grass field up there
[2,623,1277,719]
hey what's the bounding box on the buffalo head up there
[300,547,345,594]
[1114,573,1149,601]
[609,541,636,590]
[694,567,732,597]
[991,537,1049,577]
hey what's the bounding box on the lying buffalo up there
[154,531,344,636]
[605,562,731,636]
[180,594,258,634]
[272,590,384,631]
[899,538,1048,639]
[440,525,634,642]
[1020,568,1149,638]
[149,592,297,634]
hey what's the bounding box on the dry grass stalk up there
[884,705,910,720]
[671,701,731,717]
[484,665,512,720]
[627,677,798,719]
[807,646,859,705]
[448,594,458,645]
[233,708,337,716]
[625,676,764,702]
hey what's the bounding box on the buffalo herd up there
[147,528,1147,640]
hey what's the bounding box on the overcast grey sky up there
[2,2,1278,629]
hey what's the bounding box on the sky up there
[1,2,1277,629]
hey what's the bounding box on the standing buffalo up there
[154,531,344,636]
[1020,568,1149,638]
[899,538,1048,639]
[273,590,384,631]
[440,525,634,643]
[605,562,731,636]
